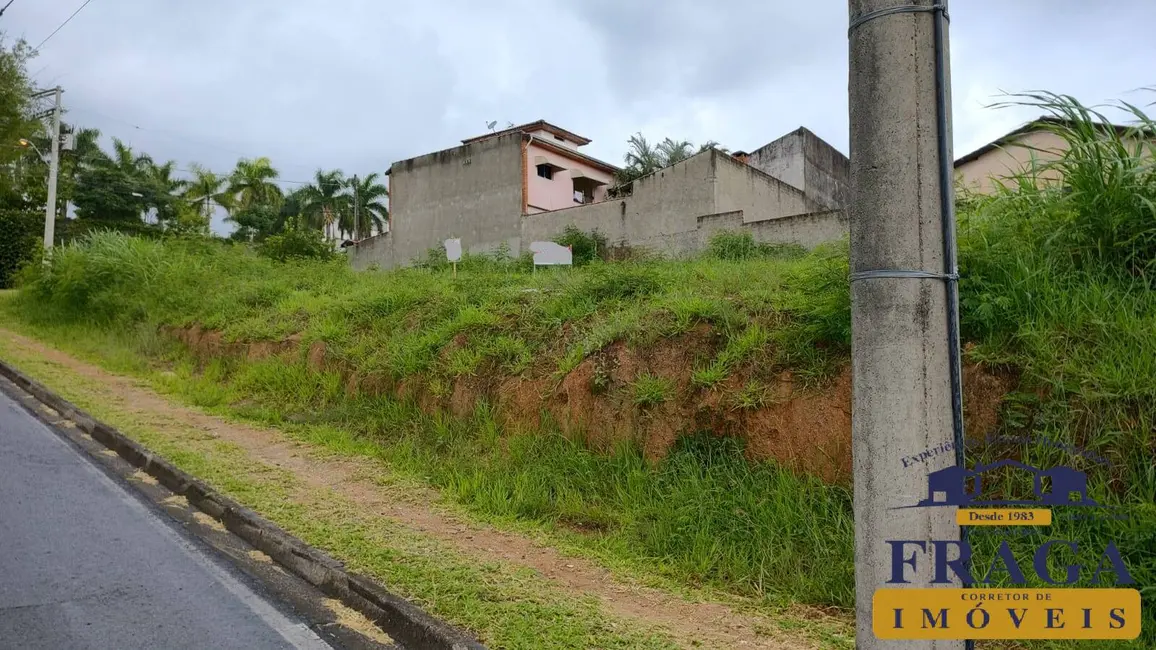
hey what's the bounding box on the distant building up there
[352,121,849,270]
[953,116,1152,195]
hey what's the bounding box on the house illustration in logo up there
[917,460,1096,507]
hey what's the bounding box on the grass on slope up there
[7,90,1156,648]
[0,241,861,612]
[0,331,685,650]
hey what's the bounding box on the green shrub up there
[691,360,728,389]
[707,230,804,261]
[572,264,662,303]
[0,209,39,288]
[257,228,336,262]
[731,380,769,410]
[19,231,168,322]
[552,225,607,266]
[953,92,1156,641]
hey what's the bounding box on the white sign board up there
[444,238,462,262]
[530,241,573,266]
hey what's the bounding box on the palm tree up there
[71,138,156,223]
[698,140,729,154]
[108,138,152,175]
[228,157,283,211]
[618,133,661,184]
[70,126,103,162]
[299,169,348,239]
[144,160,186,194]
[656,138,695,166]
[278,186,310,228]
[140,159,188,225]
[344,173,389,239]
[183,164,231,221]
[58,125,103,217]
[614,133,728,188]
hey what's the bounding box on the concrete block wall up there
[713,152,811,222]
[521,150,719,255]
[744,209,849,248]
[351,134,525,270]
[801,129,851,211]
[747,127,850,212]
[522,149,846,256]
[747,131,805,193]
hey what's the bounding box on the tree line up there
[50,131,389,243]
[0,36,388,247]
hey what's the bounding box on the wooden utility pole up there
[847,0,963,648]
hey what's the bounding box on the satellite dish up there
[486,120,498,132]
[506,121,515,128]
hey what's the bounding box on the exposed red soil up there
[167,324,1014,486]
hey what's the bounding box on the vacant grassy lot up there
[4,93,1154,648]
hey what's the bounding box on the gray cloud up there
[7,0,1155,234]
[567,1,845,102]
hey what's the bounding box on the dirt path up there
[0,328,841,649]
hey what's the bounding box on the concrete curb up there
[0,359,486,650]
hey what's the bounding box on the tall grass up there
[959,92,1156,646]
[9,228,858,610]
[8,91,1156,643]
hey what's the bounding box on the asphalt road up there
[0,390,333,650]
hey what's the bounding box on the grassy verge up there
[0,327,690,650]
[0,307,857,648]
[3,229,861,611]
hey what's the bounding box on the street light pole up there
[43,86,63,254]
[352,174,360,241]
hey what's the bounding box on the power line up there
[34,0,96,51]
[0,0,18,19]
[66,105,331,179]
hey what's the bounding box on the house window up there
[572,176,600,204]
[554,135,565,142]
[536,164,553,180]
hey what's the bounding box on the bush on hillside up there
[257,228,336,262]
[57,217,162,244]
[0,209,40,288]
[552,225,607,266]
[707,230,805,260]
[19,231,169,322]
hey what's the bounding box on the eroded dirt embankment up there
[168,324,1014,485]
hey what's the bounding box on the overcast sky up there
[7,1,1155,234]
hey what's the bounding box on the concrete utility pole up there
[44,86,63,254]
[847,1,962,648]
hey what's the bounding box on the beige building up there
[954,116,1150,194]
